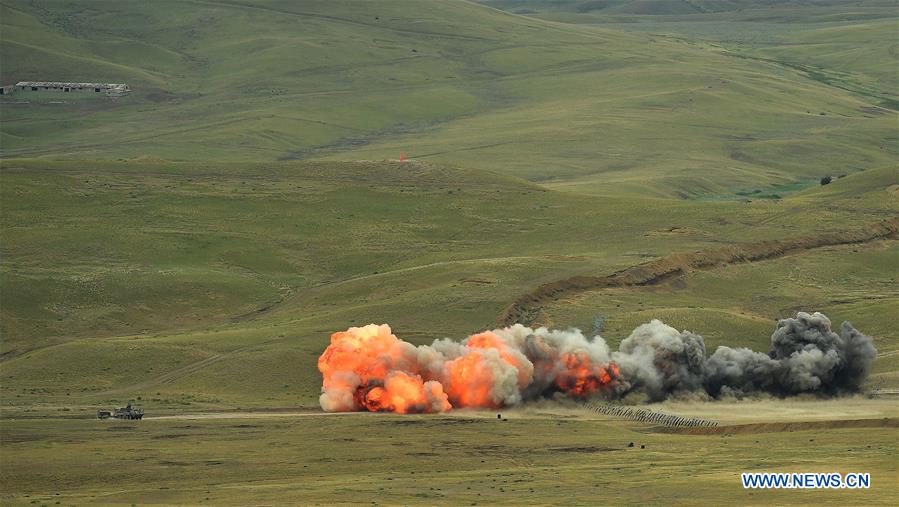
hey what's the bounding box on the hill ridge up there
[500,217,899,326]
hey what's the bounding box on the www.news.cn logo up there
[742,472,871,489]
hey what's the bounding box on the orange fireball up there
[318,323,621,414]
[466,331,533,389]
[444,350,502,408]
[359,372,451,414]
[555,351,620,397]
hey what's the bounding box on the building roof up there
[15,81,129,89]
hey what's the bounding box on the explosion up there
[318,312,876,413]
[318,323,620,413]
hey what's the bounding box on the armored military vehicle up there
[97,403,144,420]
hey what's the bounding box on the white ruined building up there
[11,81,130,96]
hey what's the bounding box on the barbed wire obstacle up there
[584,401,719,428]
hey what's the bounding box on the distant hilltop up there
[1,81,130,97]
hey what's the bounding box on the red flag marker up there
[399,152,406,162]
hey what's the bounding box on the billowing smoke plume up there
[318,312,875,413]
[614,321,707,401]
[703,312,877,397]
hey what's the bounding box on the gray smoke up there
[701,312,877,397]
[618,311,877,400]
[493,324,615,399]
[614,320,707,401]
[469,310,876,402]
[499,311,877,401]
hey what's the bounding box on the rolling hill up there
[1,2,898,504]
[1,0,895,197]
[0,0,896,412]
[1,158,896,412]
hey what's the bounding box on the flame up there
[318,324,436,412]
[444,350,502,408]
[318,323,619,413]
[466,331,533,390]
[358,372,450,414]
[554,352,621,397]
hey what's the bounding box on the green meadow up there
[1,0,897,504]
[2,407,897,505]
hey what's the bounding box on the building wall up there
[8,83,130,96]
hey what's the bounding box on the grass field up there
[2,159,895,411]
[2,402,897,505]
[1,0,897,505]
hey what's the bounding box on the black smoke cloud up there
[615,311,877,400]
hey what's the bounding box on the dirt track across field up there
[145,410,354,420]
[499,218,899,326]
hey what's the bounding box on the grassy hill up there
[479,0,899,106]
[0,0,896,415]
[2,1,898,504]
[1,160,896,506]
[1,0,895,197]
[1,159,895,413]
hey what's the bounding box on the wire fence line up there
[584,401,719,428]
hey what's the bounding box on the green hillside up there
[0,0,896,413]
[480,0,899,106]
[1,0,895,197]
[2,1,898,504]
[2,158,896,414]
